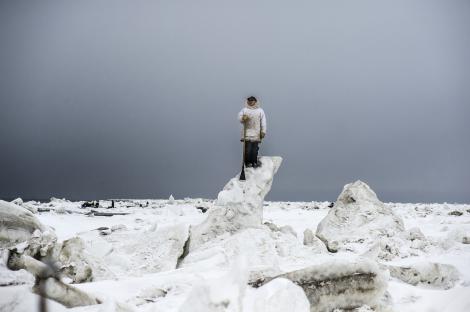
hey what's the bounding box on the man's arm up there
[260,110,267,137]
[238,108,248,123]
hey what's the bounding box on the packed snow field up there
[1,157,470,311]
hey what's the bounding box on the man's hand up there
[241,115,249,122]
[261,132,266,139]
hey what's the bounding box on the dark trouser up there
[244,141,259,166]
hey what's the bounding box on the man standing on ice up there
[238,96,267,168]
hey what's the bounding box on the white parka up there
[238,100,267,142]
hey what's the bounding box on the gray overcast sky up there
[1,0,469,203]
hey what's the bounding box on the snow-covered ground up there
[1,158,470,312]
[1,197,469,311]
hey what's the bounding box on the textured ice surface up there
[387,261,460,289]
[316,181,405,255]
[78,222,190,279]
[243,278,310,312]
[188,156,282,252]
[0,200,46,248]
[255,258,388,312]
[1,174,470,311]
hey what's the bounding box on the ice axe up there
[239,119,247,181]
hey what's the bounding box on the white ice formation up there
[303,228,327,252]
[254,258,389,312]
[316,181,405,255]
[181,160,390,311]
[0,200,46,248]
[76,223,190,279]
[387,261,460,289]
[179,257,310,312]
[188,156,282,252]
[243,278,310,312]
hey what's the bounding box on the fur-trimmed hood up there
[245,99,260,109]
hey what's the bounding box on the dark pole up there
[239,120,246,181]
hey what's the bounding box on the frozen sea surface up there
[1,197,470,311]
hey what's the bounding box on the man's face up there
[248,100,256,106]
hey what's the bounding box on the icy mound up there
[6,230,101,307]
[180,226,325,278]
[244,278,310,312]
[10,198,38,214]
[7,229,97,284]
[188,156,282,252]
[78,223,190,279]
[182,156,330,275]
[188,231,399,310]
[178,258,248,312]
[0,249,34,286]
[179,258,310,312]
[7,222,189,284]
[180,228,280,273]
[316,181,405,254]
[303,228,327,252]
[0,200,46,248]
[254,258,389,312]
[387,262,459,289]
